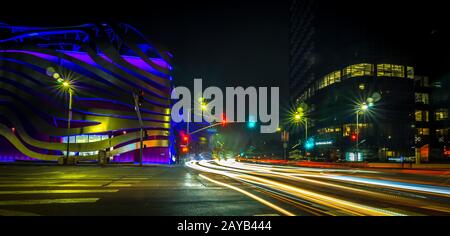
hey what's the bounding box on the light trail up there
[187,160,407,216]
[220,160,450,197]
[213,160,450,214]
[198,174,295,216]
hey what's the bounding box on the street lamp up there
[293,108,308,146]
[65,83,73,164]
[48,67,74,165]
[355,102,370,161]
[290,106,310,160]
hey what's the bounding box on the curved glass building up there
[0,22,174,164]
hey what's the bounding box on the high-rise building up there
[288,0,449,162]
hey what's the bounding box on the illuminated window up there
[318,127,340,134]
[386,151,395,157]
[435,109,449,121]
[62,134,109,143]
[436,129,448,136]
[343,124,368,136]
[377,64,405,78]
[415,110,429,122]
[417,128,430,136]
[343,125,351,137]
[318,70,341,90]
[415,93,429,104]
[415,111,422,121]
[343,63,373,79]
[407,66,414,79]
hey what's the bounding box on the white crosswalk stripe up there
[0,176,139,215]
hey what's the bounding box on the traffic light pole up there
[133,93,144,167]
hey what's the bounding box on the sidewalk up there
[238,158,450,171]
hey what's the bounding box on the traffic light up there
[247,120,257,129]
[180,132,189,143]
[221,113,227,127]
[179,132,189,154]
[351,133,358,142]
[304,138,315,150]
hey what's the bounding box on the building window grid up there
[435,129,449,136]
[415,93,429,104]
[435,109,449,121]
[343,123,368,137]
[297,64,413,103]
[407,66,414,79]
[317,70,341,90]
[417,128,430,136]
[343,63,373,79]
[415,110,429,122]
[318,127,341,134]
[377,64,405,78]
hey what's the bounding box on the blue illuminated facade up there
[0,22,175,164]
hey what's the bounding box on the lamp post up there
[293,108,309,160]
[65,84,73,164]
[49,68,74,165]
[294,110,308,143]
[355,103,369,161]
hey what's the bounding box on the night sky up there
[2,1,290,94]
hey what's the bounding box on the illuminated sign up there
[315,140,333,146]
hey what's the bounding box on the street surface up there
[0,164,275,216]
[0,161,449,216]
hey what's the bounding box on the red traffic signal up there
[180,133,189,143]
[351,133,357,142]
[221,113,227,127]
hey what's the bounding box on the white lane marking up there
[0,189,119,194]
[0,198,100,205]
[0,209,40,216]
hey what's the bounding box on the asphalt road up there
[1,162,449,216]
[0,164,278,216]
[187,160,450,216]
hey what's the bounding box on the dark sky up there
[127,1,290,91]
[2,0,290,94]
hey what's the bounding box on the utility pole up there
[133,91,144,167]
